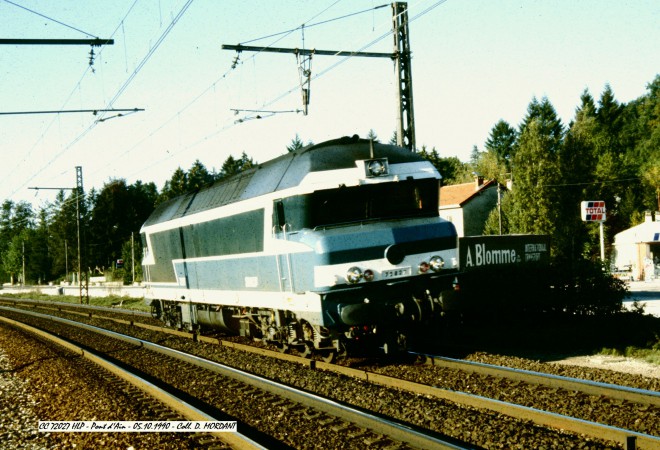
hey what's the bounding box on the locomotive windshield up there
[277,178,439,231]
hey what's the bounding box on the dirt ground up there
[550,354,660,379]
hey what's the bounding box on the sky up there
[1,0,658,209]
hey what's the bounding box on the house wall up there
[462,186,499,236]
[439,207,465,237]
[612,214,660,280]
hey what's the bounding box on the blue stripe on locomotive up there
[170,218,456,294]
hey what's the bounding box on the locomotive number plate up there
[382,267,412,279]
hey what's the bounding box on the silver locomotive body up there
[141,136,458,356]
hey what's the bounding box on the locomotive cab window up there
[277,178,438,231]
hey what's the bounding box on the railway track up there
[411,351,660,407]
[0,307,468,449]
[2,299,659,449]
[0,316,262,450]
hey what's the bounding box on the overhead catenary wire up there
[239,3,388,45]
[0,108,144,116]
[106,1,363,182]
[233,0,448,124]
[4,0,190,201]
[3,0,98,37]
[7,0,448,205]
[0,0,141,199]
[7,1,383,198]
[539,177,641,188]
[123,0,449,180]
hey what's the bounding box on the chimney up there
[645,211,653,223]
[474,175,484,191]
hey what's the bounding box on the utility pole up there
[391,2,415,151]
[22,240,26,286]
[131,232,135,285]
[76,166,88,304]
[29,166,89,304]
[222,2,416,151]
[65,240,68,283]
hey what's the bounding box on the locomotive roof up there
[143,136,427,228]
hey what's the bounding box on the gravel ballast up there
[0,324,203,450]
[3,307,659,449]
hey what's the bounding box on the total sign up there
[581,201,606,222]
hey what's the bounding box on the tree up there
[159,167,188,203]
[88,179,156,272]
[518,96,564,145]
[286,134,305,152]
[1,233,24,284]
[474,150,507,185]
[555,98,601,260]
[596,84,624,138]
[508,108,563,238]
[389,131,398,145]
[119,235,143,284]
[484,119,517,169]
[187,160,215,191]
[417,146,471,184]
[366,129,379,142]
[469,145,481,167]
[219,152,255,179]
[47,190,81,281]
[30,209,52,284]
[0,200,35,283]
[642,159,660,211]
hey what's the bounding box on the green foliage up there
[509,118,562,235]
[469,75,660,261]
[417,146,472,184]
[366,129,379,142]
[2,75,659,286]
[286,134,305,152]
[0,292,149,311]
[457,258,626,317]
[88,179,156,271]
[220,152,255,179]
[485,119,517,167]
[546,259,627,315]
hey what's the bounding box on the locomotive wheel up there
[337,341,348,359]
[321,350,337,363]
[299,342,314,359]
[277,343,289,354]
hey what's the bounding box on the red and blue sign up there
[580,201,606,222]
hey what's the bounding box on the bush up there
[546,259,627,315]
[456,258,627,317]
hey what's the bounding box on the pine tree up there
[484,119,517,169]
[286,134,305,152]
[508,98,564,240]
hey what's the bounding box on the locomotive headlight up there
[365,158,389,177]
[363,269,374,282]
[429,255,445,272]
[346,266,363,284]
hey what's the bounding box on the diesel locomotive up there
[141,136,459,358]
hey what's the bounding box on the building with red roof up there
[439,177,504,237]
